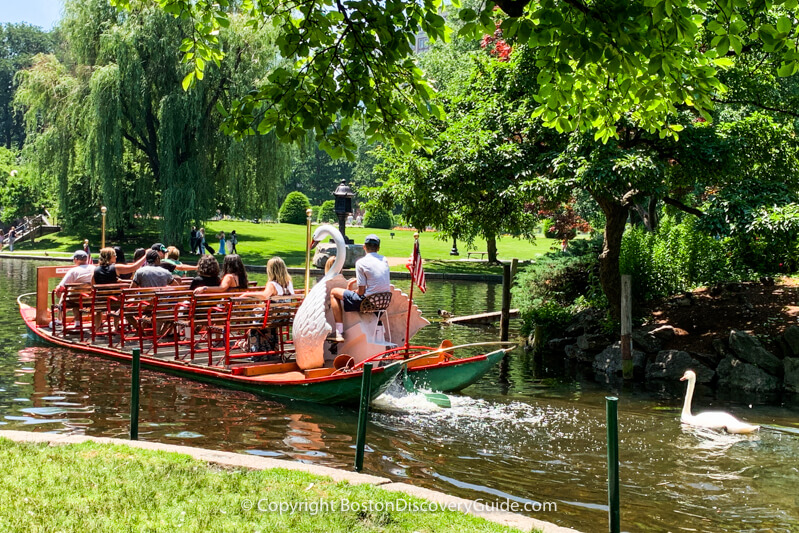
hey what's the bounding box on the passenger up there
[54,250,95,323]
[162,246,197,277]
[242,257,294,300]
[189,255,221,290]
[193,254,247,293]
[329,234,389,342]
[130,250,180,288]
[93,247,146,285]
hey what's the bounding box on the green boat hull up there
[406,349,505,392]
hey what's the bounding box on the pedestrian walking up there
[8,226,16,252]
[190,226,198,254]
[83,239,94,264]
[200,227,214,254]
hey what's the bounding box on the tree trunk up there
[487,235,498,263]
[594,195,629,320]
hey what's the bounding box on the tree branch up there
[663,196,704,217]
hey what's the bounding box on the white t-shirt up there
[269,280,294,296]
[355,252,390,296]
[57,264,94,287]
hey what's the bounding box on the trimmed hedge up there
[278,192,311,225]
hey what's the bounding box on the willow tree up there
[15,0,291,243]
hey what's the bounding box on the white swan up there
[292,224,345,370]
[680,370,759,434]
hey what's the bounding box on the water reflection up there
[1,259,798,532]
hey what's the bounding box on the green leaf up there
[459,8,477,21]
[182,71,195,91]
[777,16,791,34]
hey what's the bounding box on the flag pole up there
[404,232,418,358]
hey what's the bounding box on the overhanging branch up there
[663,196,704,217]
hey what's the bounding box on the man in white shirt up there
[55,250,94,294]
[54,250,95,323]
[329,234,390,342]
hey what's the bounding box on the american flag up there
[405,239,426,293]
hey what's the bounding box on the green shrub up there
[513,237,603,338]
[278,192,311,225]
[318,200,336,223]
[310,205,320,221]
[363,207,394,229]
[619,216,743,302]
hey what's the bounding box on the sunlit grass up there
[0,439,531,533]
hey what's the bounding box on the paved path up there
[0,430,580,533]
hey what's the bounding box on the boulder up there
[312,243,365,269]
[784,326,799,357]
[645,350,714,383]
[577,334,610,352]
[547,338,576,352]
[565,308,601,335]
[716,356,781,393]
[728,329,782,375]
[650,325,676,342]
[711,338,728,358]
[565,344,591,363]
[632,330,662,353]
[593,342,646,377]
[784,358,799,393]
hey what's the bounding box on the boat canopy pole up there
[304,209,313,292]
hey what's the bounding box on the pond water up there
[1,258,798,532]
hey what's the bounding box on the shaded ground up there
[644,277,799,354]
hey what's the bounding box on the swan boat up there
[17,264,400,405]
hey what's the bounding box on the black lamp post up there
[333,179,355,244]
[450,236,459,256]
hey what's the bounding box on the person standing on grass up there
[230,230,238,254]
[190,226,198,254]
[218,231,226,257]
[8,226,16,252]
[199,227,214,254]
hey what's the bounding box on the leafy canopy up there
[114,0,799,152]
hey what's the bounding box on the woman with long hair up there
[193,254,247,293]
[93,247,146,285]
[242,256,294,300]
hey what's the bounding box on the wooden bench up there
[90,283,131,347]
[50,283,94,340]
[223,294,304,366]
[467,251,488,259]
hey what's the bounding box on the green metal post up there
[606,396,620,533]
[354,363,373,472]
[130,348,141,440]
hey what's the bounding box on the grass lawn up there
[0,439,529,533]
[9,219,559,271]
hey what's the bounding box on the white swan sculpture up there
[292,225,345,370]
[680,370,759,434]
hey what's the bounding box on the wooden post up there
[620,274,632,379]
[130,348,141,440]
[500,259,516,342]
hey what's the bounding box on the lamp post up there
[333,179,355,245]
[100,206,107,249]
[450,236,459,256]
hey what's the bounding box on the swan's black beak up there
[310,240,319,250]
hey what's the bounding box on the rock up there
[547,338,574,351]
[760,276,775,286]
[711,338,728,358]
[565,308,601,335]
[593,342,646,377]
[312,243,365,269]
[725,282,743,292]
[565,344,591,362]
[717,356,781,393]
[784,326,799,357]
[631,330,662,353]
[645,350,714,383]
[577,334,610,352]
[784,358,799,393]
[728,329,783,375]
[650,325,676,342]
[676,297,692,307]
